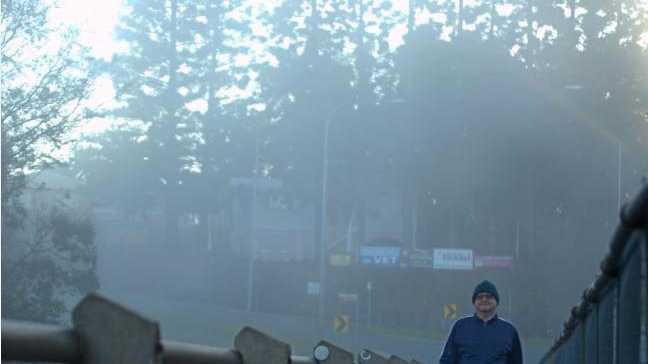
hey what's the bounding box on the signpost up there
[330,253,353,267]
[333,315,350,333]
[338,293,358,302]
[336,292,360,346]
[443,304,458,320]
[367,282,373,329]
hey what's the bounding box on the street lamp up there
[247,130,260,312]
[318,103,347,323]
[564,84,623,210]
[317,99,406,323]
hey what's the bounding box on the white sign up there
[409,250,434,268]
[338,293,359,302]
[307,281,320,295]
[433,249,473,270]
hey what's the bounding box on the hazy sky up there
[50,0,648,64]
[52,0,122,61]
[49,0,647,140]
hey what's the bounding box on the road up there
[95,288,547,363]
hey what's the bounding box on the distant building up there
[229,177,315,261]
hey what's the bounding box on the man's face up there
[473,292,497,315]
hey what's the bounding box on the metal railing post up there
[234,326,292,364]
[72,293,162,364]
[387,355,408,363]
[2,315,430,364]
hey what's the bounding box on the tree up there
[1,0,94,224]
[110,0,205,245]
[190,1,272,245]
[2,188,99,323]
[106,0,272,248]
[256,0,356,255]
[73,125,156,216]
[1,0,99,322]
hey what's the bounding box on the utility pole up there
[319,115,332,323]
[319,100,404,323]
[617,142,622,211]
[246,133,259,312]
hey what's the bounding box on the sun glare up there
[50,0,648,142]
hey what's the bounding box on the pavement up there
[94,288,548,363]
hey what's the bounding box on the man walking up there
[439,280,523,363]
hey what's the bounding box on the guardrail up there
[1,293,425,364]
[539,183,648,363]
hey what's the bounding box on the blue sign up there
[360,246,401,266]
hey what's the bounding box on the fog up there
[2,0,647,363]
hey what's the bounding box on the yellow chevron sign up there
[333,315,350,333]
[443,304,458,320]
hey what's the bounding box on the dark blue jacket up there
[439,314,523,364]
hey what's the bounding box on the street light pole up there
[319,102,353,323]
[318,115,332,323]
[317,99,405,323]
[617,142,622,211]
[247,133,260,312]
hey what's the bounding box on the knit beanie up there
[472,280,500,304]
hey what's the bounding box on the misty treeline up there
[2,0,647,335]
[72,0,647,335]
[1,0,99,322]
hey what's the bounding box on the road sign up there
[333,315,350,333]
[338,293,358,302]
[443,304,458,320]
[330,253,352,266]
[307,282,320,295]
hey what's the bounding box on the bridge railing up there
[539,184,648,364]
[1,293,424,364]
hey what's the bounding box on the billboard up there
[433,248,474,270]
[474,255,513,269]
[409,250,435,268]
[359,246,401,266]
